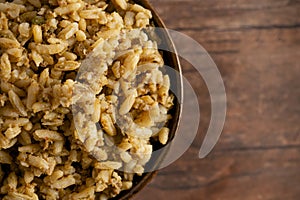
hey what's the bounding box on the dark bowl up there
[112,0,183,199]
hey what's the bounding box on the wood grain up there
[133,0,300,199]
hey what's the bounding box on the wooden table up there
[134,0,300,199]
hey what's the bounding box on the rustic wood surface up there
[134,0,300,199]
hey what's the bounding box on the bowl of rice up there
[0,0,182,199]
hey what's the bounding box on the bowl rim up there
[113,0,183,199]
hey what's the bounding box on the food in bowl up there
[0,0,174,199]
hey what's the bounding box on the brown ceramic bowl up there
[112,0,183,199]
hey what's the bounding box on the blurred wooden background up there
[134,0,300,199]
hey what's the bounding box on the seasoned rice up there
[0,0,174,199]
